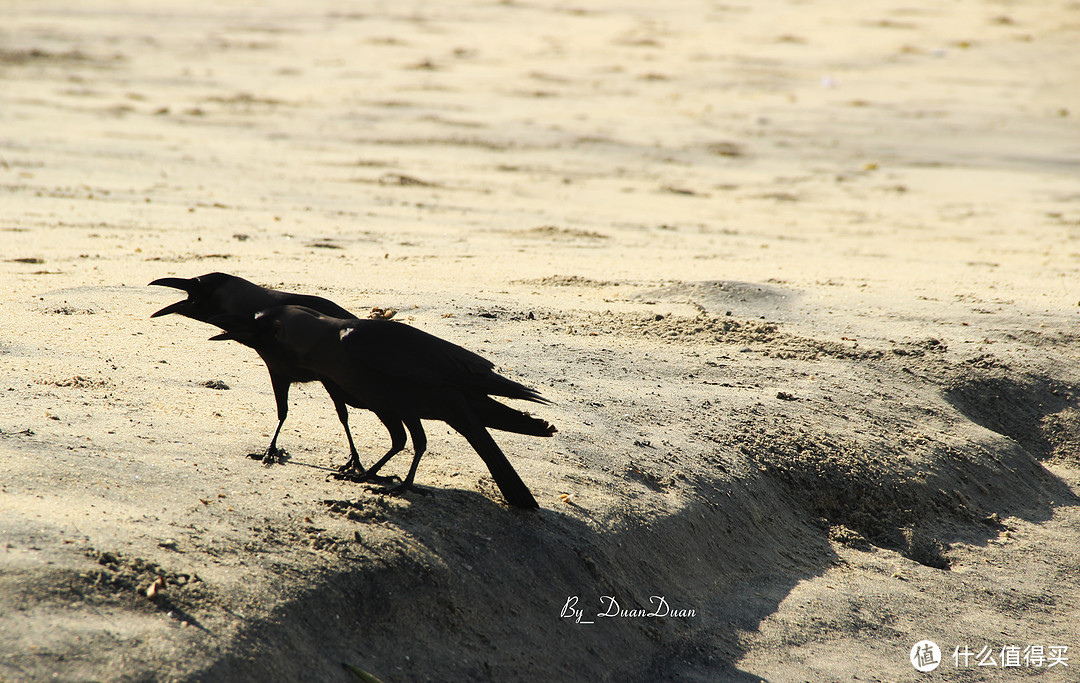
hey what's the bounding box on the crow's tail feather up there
[473,396,556,437]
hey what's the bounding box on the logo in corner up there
[910,640,941,672]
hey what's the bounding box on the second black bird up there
[210,305,555,509]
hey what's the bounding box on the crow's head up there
[149,272,237,321]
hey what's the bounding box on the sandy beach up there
[2,0,1080,680]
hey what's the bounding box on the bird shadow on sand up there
[243,449,412,491]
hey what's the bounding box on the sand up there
[2,0,1080,680]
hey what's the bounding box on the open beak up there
[150,300,191,318]
[149,277,198,318]
[207,313,252,343]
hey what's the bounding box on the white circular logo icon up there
[910,640,941,672]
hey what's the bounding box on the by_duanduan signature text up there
[560,595,696,624]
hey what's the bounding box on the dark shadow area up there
[943,364,1080,462]
[185,473,830,682]
[733,413,1077,570]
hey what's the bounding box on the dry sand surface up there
[2,0,1080,680]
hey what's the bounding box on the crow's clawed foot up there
[332,455,367,482]
[364,472,403,486]
[254,446,285,465]
[369,481,431,498]
[332,466,400,486]
[332,465,366,483]
[336,457,364,474]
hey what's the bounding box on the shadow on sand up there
[187,432,1075,682]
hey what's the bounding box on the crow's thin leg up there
[256,373,292,464]
[359,413,407,480]
[375,417,430,497]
